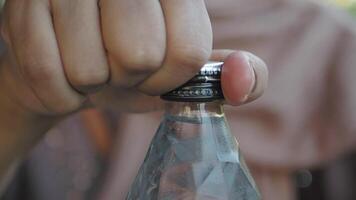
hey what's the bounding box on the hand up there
[0,0,267,117]
[0,0,210,116]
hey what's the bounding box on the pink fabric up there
[99,1,356,200]
[210,0,356,169]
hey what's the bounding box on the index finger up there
[138,0,212,95]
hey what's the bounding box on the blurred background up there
[329,0,356,14]
[295,1,356,200]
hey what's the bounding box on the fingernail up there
[239,52,257,103]
[221,51,259,106]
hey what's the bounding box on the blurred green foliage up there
[349,3,356,15]
[330,0,356,16]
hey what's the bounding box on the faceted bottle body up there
[126,102,260,200]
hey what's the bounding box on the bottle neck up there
[164,101,224,119]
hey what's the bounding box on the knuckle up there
[170,45,211,72]
[21,60,57,85]
[117,48,164,75]
[68,67,109,91]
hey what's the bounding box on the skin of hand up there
[0,0,267,182]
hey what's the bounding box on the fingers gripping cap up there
[161,62,224,102]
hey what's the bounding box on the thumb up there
[211,50,268,106]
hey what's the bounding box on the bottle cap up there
[161,62,224,102]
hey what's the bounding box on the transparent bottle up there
[126,62,260,200]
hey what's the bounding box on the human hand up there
[0,0,267,117]
[0,0,207,116]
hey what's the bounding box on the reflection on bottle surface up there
[126,102,260,200]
